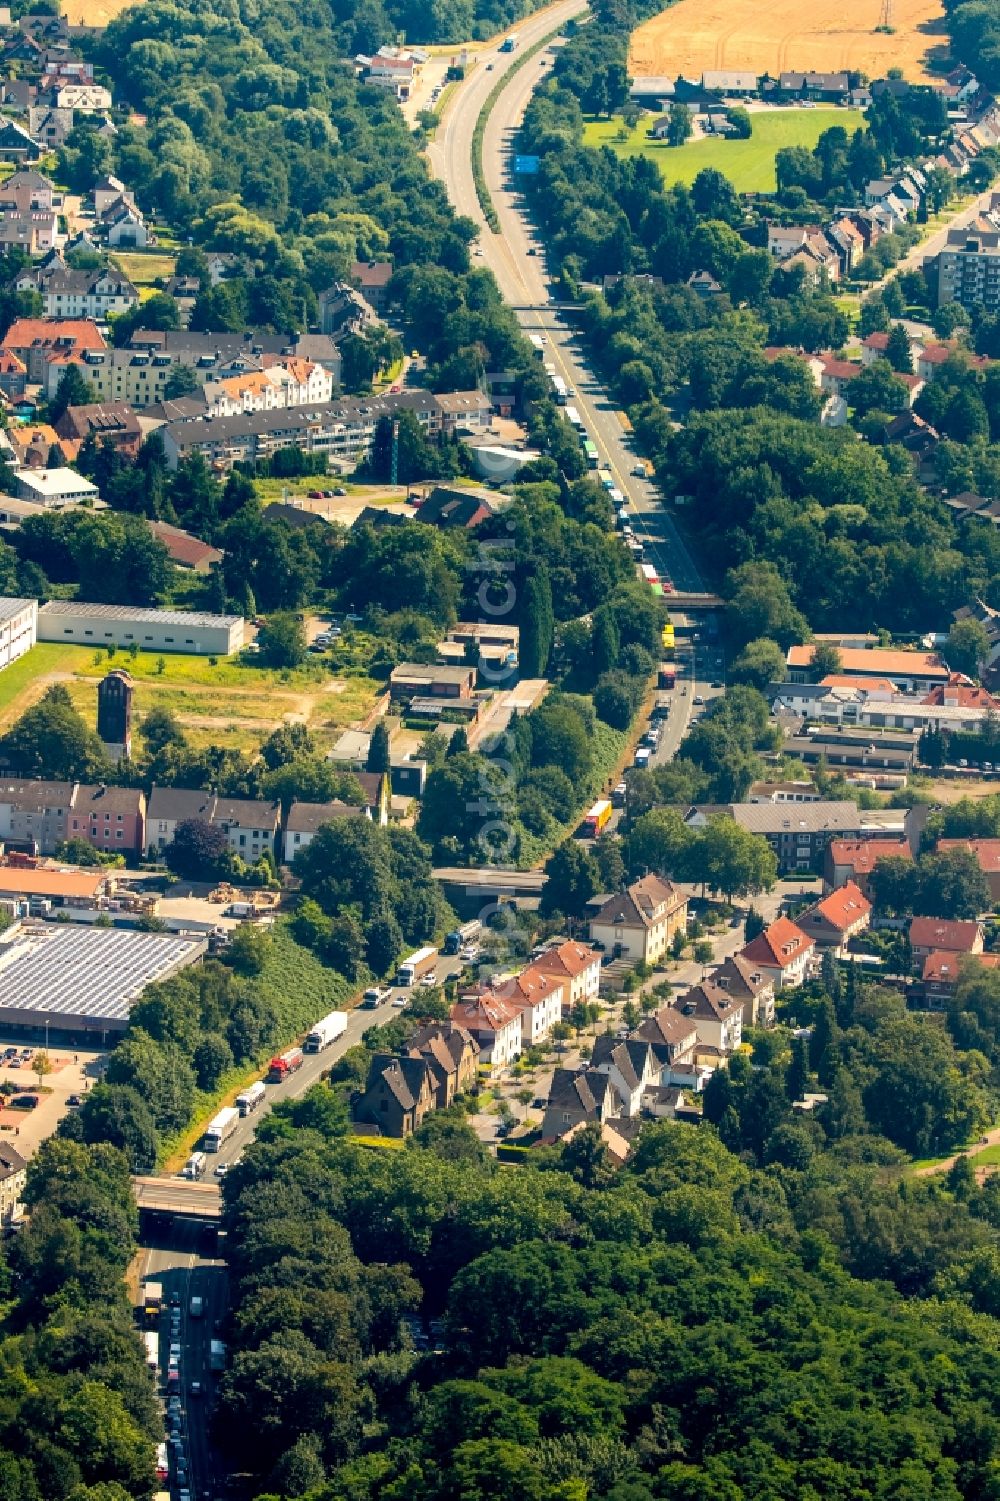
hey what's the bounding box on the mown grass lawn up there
[582,107,865,192]
[110,251,178,285]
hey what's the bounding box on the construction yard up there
[0,644,380,756]
[629,0,948,83]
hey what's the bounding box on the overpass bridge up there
[134,1176,222,1221]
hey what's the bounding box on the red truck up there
[267,1047,304,1082]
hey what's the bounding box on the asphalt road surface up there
[428,10,721,760]
[200,957,470,1175]
[141,1227,226,1501]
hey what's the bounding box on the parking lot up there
[0,1044,104,1158]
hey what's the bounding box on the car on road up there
[419,972,438,988]
[486,61,493,68]
[214,1162,229,1178]
[391,995,409,1009]
[66,1093,81,1107]
[611,781,627,807]
[631,463,646,476]
[189,1381,202,1397]
[712,680,723,689]
[693,694,705,705]
[333,486,346,495]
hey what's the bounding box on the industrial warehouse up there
[0,925,206,1041]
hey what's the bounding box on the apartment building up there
[937,229,1000,310]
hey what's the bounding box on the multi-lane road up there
[428,8,718,751]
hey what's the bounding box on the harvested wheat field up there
[630,0,949,83]
[59,0,135,23]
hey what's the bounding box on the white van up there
[182,1152,207,1180]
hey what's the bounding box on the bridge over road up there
[134,1176,222,1220]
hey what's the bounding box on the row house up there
[159,388,460,472]
[145,785,280,863]
[490,967,564,1048]
[530,938,602,1009]
[201,359,334,417]
[0,778,145,857]
[909,915,984,965]
[450,992,522,1069]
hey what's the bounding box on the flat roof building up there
[15,467,99,507]
[0,924,206,1037]
[36,600,245,656]
[0,596,35,670]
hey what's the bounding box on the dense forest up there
[215,960,1000,1499]
[0,1139,161,1499]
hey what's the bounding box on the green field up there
[582,108,865,192]
[0,643,379,753]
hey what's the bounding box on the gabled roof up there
[827,838,912,874]
[923,950,1000,984]
[365,1052,430,1111]
[800,880,871,933]
[741,915,814,970]
[546,1065,623,1117]
[530,939,600,980]
[636,1004,698,1050]
[285,799,364,834]
[938,838,1000,874]
[909,916,982,952]
[450,994,521,1035]
[591,874,685,930]
[677,981,742,1022]
[712,952,773,999]
[590,1033,656,1090]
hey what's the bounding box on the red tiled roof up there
[806,880,871,932]
[3,316,105,352]
[938,839,1000,874]
[909,916,982,952]
[923,950,1000,984]
[828,839,912,875]
[741,915,814,970]
[530,940,600,980]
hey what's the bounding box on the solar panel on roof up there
[0,927,204,1022]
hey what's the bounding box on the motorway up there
[141,1226,226,1501]
[427,8,721,753]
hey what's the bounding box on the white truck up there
[143,1331,159,1372]
[182,1152,207,1180]
[235,1081,266,1117]
[397,945,439,987]
[203,1106,239,1152]
[304,1010,348,1053]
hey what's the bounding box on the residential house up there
[0,121,40,162]
[529,939,602,1009]
[767,223,825,258]
[0,1144,26,1226]
[797,880,872,954]
[825,838,913,897]
[0,349,26,397]
[357,1053,436,1137]
[740,915,816,989]
[29,106,76,150]
[0,778,74,852]
[909,915,985,964]
[64,783,145,858]
[350,260,393,315]
[355,770,390,826]
[827,216,865,274]
[317,281,378,338]
[450,993,522,1068]
[50,83,111,112]
[937,839,1000,900]
[711,952,776,1028]
[17,265,138,319]
[922,949,1000,1002]
[635,1003,699,1062]
[719,800,864,874]
[2,316,105,383]
[0,167,55,212]
[588,874,688,963]
[922,677,1000,713]
[54,401,141,458]
[105,202,147,249]
[415,484,500,530]
[407,1021,480,1106]
[282,798,369,864]
[541,1066,625,1139]
[700,69,759,94]
[674,981,743,1060]
[145,786,279,861]
[493,967,564,1048]
[589,1034,660,1115]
